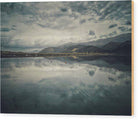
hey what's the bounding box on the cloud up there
[125,21,131,25]
[37,24,49,28]
[1,3,36,15]
[118,26,131,32]
[109,24,117,29]
[89,30,95,36]
[0,27,16,33]
[1,1,132,52]
[60,8,68,12]
[80,19,86,24]
[0,28,11,32]
[108,31,117,37]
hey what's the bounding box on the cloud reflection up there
[1,57,131,114]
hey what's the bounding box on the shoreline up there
[1,52,130,58]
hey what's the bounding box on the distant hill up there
[111,40,131,55]
[74,45,106,53]
[83,33,131,47]
[102,42,121,50]
[39,44,106,53]
[39,33,131,55]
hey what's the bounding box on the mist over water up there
[1,56,131,115]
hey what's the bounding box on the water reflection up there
[1,57,131,115]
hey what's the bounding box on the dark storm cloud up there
[11,28,16,30]
[1,2,131,28]
[108,31,117,37]
[80,19,86,24]
[89,30,95,36]
[0,28,10,32]
[98,2,131,21]
[0,27,16,32]
[69,2,87,14]
[68,1,131,22]
[118,27,131,32]
[125,21,131,25]
[60,8,68,12]
[109,24,117,29]
[1,3,36,15]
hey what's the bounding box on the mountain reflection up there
[1,57,131,115]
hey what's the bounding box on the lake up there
[1,56,131,115]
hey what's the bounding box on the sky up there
[1,1,131,52]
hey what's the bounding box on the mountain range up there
[39,33,131,55]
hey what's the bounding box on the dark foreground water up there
[1,56,131,115]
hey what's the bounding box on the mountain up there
[83,33,131,47]
[102,42,121,50]
[39,33,131,55]
[39,44,106,53]
[112,40,131,55]
[74,45,106,53]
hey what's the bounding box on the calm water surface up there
[1,56,131,115]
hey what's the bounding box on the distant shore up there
[1,51,129,58]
